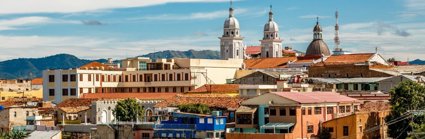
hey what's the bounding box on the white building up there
[42,58,243,103]
[219,2,245,60]
[260,6,282,58]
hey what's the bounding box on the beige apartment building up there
[43,57,243,103]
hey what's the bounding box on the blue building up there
[154,112,227,138]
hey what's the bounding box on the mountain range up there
[0,50,220,79]
[0,50,424,79]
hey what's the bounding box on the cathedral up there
[219,2,337,60]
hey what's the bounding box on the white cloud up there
[0,0,230,15]
[0,16,78,31]
[399,0,425,18]
[133,8,248,21]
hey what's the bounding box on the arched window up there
[266,52,269,58]
[231,31,234,35]
[237,50,239,56]
[226,32,229,36]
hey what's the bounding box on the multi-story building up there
[154,112,227,139]
[227,92,360,139]
[43,57,243,103]
[0,99,41,132]
[0,79,43,102]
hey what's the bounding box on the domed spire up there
[313,17,323,40]
[268,5,273,21]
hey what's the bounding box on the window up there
[328,127,334,132]
[48,75,55,82]
[308,107,312,115]
[142,133,150,139]
[70,88,77,96]
[302,108,306,115]
[207,118,213,124]
[346,106,351,113]
[354,105,359,111]
[339,106,346,113]
[279,108,286,116]
[199,118,205,124]
[49,89,55,96]
[132,75,136,82]
[26,111,29,116]
[307,125,314,133]
[14,112,17,117]
[62,89,68,96]
[161,74,165,81]
[215,119,219,125]
[154,74,158,81]
[88,88,92,93]
[314,107,322,115]
[70,74,76,82]
[80,88,83,94]
[62,74,68,82]
[185,73,189,80]
[88,74,92,81]
[325,107,333,114]
[95,74,99,81]
[207,132,214,138]
[289,107,296,116]
[125,75,129,82]
[177,74,181,81]
[343,126,349,136]
[220,119,224,124]
[80,74,84,81]
[270,108,276,116]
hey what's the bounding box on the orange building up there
[228,92,360,139]
[322,102,390,139]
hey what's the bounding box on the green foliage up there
[0,130,27,139]
[113,98,144,122]
[178,104,211,114]
[386,81,425,139]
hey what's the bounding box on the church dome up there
[264,20,279,32]
[306,39,331,56]
[224,16,240,29]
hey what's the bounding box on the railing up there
[154,124,195,129]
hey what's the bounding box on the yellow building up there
[0,89,43,102]
[322,109,389,139]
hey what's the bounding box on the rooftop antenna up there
[334,10,341,51]
[375,46,379,53]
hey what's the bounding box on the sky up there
[0,0,424,61]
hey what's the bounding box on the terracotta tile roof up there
[359,101,390,112]
[0,98,42,108]
[315,53,375,66]
[245,46,261,55]
[272,92,359,104]
[57,98,96,113]
[79,62,111,69]
[244,57,297,69]
[81,93,177,100]
[155,94,244,110]
[31,78,43,85]
[188,84,239,94]
[57,98,96,108]
[234,70,256,79]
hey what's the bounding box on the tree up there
[113,99,144,122]
[386,81,425,139]
[2,130,27,139]
[387,57,396,62]
[178,104,211,114]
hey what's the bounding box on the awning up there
[261,123,294,129]
[236,106,257,114]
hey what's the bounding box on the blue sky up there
[0,0,424,61]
